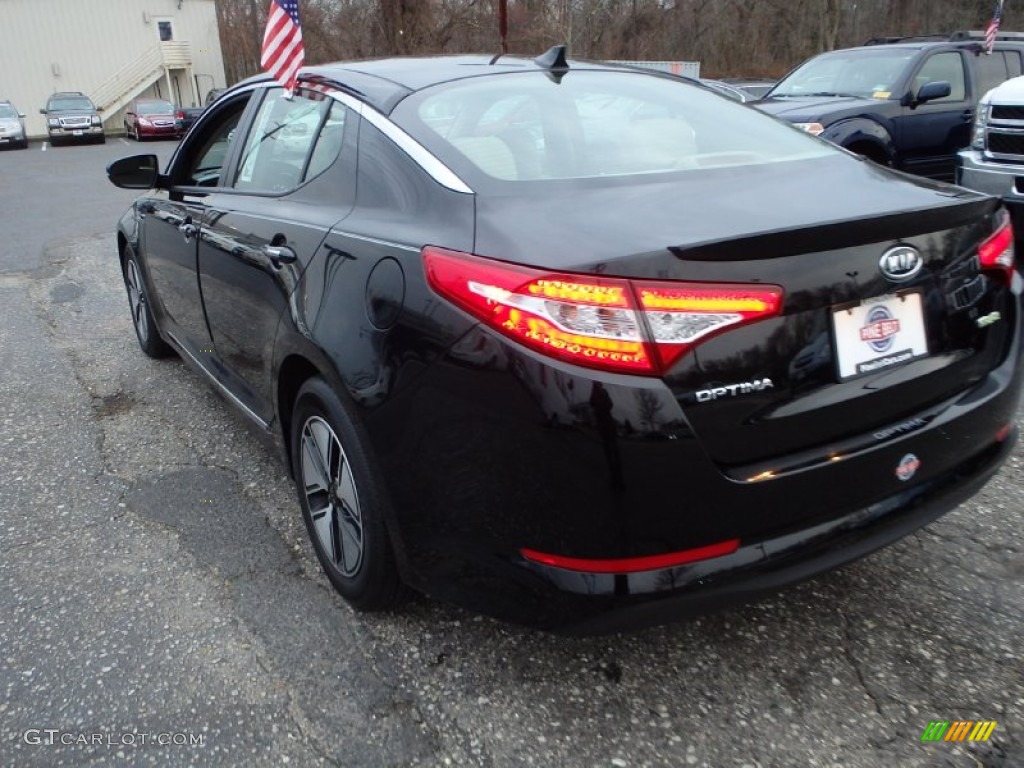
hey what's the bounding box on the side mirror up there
[107,154,160,189]
[97,106,104,113]
[39,108,46,115]
[916,81,952,104]
[18,113,25,118]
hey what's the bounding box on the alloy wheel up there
[300,415,364,577]
[125,258,149,343]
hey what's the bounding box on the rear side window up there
[977,51,1021,97]
[395,71,833,182]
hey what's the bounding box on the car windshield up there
[0,104,18,118]
[395,70,833,182]
[48,97,94,111]
[770,49,916,99]
[137,101,174,115]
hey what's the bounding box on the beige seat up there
[451,136,518,180]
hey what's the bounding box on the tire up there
[291,377,404,610]
[121,245,171,358]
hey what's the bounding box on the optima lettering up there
[695,378,774,403]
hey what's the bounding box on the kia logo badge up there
[879,245,923,282]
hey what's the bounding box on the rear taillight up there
[979,212,1015,284]
[423,247,783,376]
[176,110,185,120]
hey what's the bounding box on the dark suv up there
[755,31,1024,181]
[40,91,105,145]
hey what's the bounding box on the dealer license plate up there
[831,291,929,380]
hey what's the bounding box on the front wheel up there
[291,377,404,610]
[122,246,171,358]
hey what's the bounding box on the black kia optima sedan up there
[107,49,1023,633]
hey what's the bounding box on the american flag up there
[985,0,1005,54]
[261,0,305,90]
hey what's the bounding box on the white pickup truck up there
[958,74,1024,225]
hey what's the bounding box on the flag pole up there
[498,0,508,55]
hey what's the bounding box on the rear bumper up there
[541,432,1014,633]
[373,294,1023,632]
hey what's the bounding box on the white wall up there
[0,0,227,138]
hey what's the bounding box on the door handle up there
[962,109,975,121]
[263,244,298,267]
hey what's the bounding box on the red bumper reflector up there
[996,423,1013,442]
[520,539,741,574]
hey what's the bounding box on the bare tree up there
[214,0,1016,85]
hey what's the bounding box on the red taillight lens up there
[176,110,185,119]
[423,246,783,376]
[979,212,1015,284]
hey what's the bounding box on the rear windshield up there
[392,70,833,182]
[48,97,94,112]
[137,100,174,115]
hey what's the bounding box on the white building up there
[0,0,227,138]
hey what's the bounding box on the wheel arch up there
[822,118,895,165]
[274,338,413,579]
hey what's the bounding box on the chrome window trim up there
[299,83,475,195]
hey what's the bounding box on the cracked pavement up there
[0,141,1021,767]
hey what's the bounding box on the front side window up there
[234,89,345,193]
[913,52,966,102]
[395,71,833,182]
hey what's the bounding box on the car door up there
[142,90,254,357]
[196,86,357,422]
[895,50,971,180]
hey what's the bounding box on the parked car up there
[205,87,227,107]
[698,79,755,102]
[756,31,1024,181]
[40,91,104,144]
[124,98,182,141]
[721,77,777,99]
[957,74,1024,240]
[0,100,28,149]
[175,89,231,134]
[106,50,1023,633]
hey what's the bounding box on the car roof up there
[233,54,657,114]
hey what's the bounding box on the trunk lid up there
[472,155,1011,467]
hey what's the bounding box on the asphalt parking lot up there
[0,137,1021,767]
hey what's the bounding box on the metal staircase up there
[92,41,193,120]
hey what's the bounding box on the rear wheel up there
[291,377,404,610]
[122,246,171,358]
